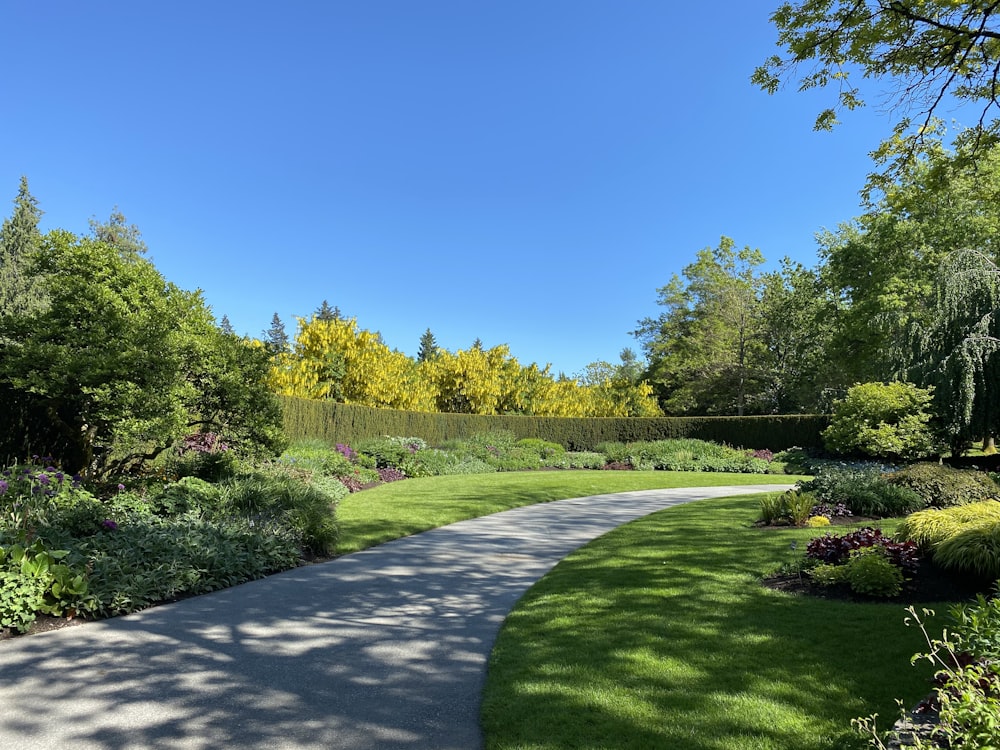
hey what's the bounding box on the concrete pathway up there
[0,484,791,749]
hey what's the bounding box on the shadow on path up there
[0,485,790,750]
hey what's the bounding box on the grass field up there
[480,493,947,750]
[335,470,802,554]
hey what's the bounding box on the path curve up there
[0,484,791,749]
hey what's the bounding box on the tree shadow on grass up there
[482,498,954,750]
[0,486,785,749]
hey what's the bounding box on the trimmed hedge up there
[278,396,827,451]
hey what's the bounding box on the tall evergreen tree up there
[264,312,289,353]
[417,328,439,362]
[314,299,340,321]
[89,207,148,257]
[0,176,45,317]
[220,314,236,336]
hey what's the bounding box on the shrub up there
[280,439,356,477]
[798,468,921,517]
[951,593,1000,662]
[516,438,566,460]
[934,520,1000,579]
[353,436,427,469]
[884,462,1000,508]
[149,476,222,516]
[487,447,542,472]
[80,513,301,617]
[806,515,831,527]
[822,381,941,460]
[562,452,607,469]
[840,548,904,597]
[806,527,920,574]
[218,470,339,556]
[897,502,1000,551]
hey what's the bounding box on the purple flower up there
[37,473,50,486]
[117,484,125,492]
[101,519,118,531]
[0,480,7,496]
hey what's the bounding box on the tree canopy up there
[755,1,1000,133]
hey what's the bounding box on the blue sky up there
[2,2,896,377]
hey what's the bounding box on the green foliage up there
[278,395,828,452]
[934,520,1000,579]
[80,514,301,617]
[912,247,1000,455]
[515,437,566,460]
[843,549,904,598]
[758,489,816,526]
[218,469,339,557]
[0,539,91,632]
[0,176,46,319]
[353,436,426,469]
[885,462,999,508]
[897,502,1000,550]
[755,2,1000,174]
[149,476,222,516]
[634,236,771,416]
[822,382,941,460]
[0,230,286,476]
[952,594,1000,662]
[799,467,923,517]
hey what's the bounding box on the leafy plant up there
[516,438,566,461]
[806,527,920,574]
[218,470,339,556]
[885,462,1000,509]
[822,381,941,460]
[855,606,1000,750]
[896,501,1000,551]
[934,520,1000,579]
[841,548,904,597]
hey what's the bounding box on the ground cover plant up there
[0,453,339,634]
[480,495,954,750]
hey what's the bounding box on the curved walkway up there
[0,484,790,749]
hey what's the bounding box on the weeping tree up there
[910,249,1000,454]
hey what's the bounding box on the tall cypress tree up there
[0,176,45,317]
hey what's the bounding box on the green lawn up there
[480,494,950,750]
[335,470,802,554]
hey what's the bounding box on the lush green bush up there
[559,452,608,469]
[0,539,91,632]
[353,436,426,469]
[79,514,301,617]
[595,439,771,473]
[149,476,223,516]
[897,501,1000,550]
[822,381,941,460]
[885,462,1000,508]
[218,469,339,557]
[757,489,816,526]
[799,467,922,517]
[840,548,904,597]
[515,438,566,460]
[934,520,1000,579]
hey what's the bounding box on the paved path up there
[0,484,790,749]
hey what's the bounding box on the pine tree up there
[220,314,236,336]
[89,207,147,257]
[417,328,439,362]
[314,299,340,321]
[264,312,289,353]
[0,176,45,317]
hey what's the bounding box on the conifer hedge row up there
[278,396,827,451]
